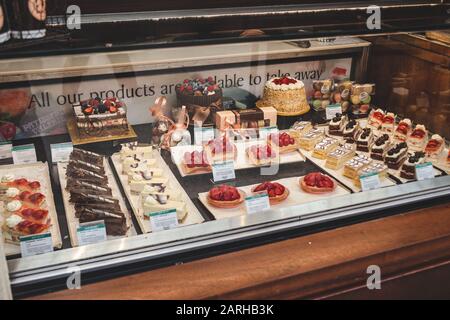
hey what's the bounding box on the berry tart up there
[394,119,412,142]
[381,112,395,132]
[300,172,336,194]
[207,185,245,209]
[247,144,278,166]
[204,136,237,162]
[367,108,385,130]
[182,150,211,174]
[268,131,299,154]
[407,124,428,151]
[251,181,289,204]
[424,134,445,159]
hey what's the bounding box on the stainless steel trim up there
[8,175,450,286]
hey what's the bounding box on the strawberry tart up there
[300,172,336,194]
[251,181,289,204]
[182,150,211,174]
[268,131,299,154]
[247,144,278,166]
[204,136,237,162]
[207,185,245,208]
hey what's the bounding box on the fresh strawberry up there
[0,121,17,141]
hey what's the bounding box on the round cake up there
[256,76,310,116]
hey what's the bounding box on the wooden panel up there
[31,203,450,300]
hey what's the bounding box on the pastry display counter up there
[0,1,449,300]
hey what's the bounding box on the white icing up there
[1,174,14,183]
[142,185,158,193]
[6,200,22,212]
[431,134,443,141]
[132,174,143,181]
[414,124,426,132]
[144,195,158,205]
[265,77,305,90]
[400,118,412,126]
[6,188,20,198]
[6,214,23,228]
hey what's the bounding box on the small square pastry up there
[407,124,428,151]
[355,163,388,187]
[356,128,373,152]
[394,118,412,141]
[343,119,360,143]
[381,112,395,132]
[424,134,445,159]
[400,151,426,180]
[367,108,385,129]
[328,113,346,136]
[343,155,372,179]
[290,121,313,137]
[325,143,356,170]
[370,134,391,161]
[312,137,339,159]
[205,136,237,162]
[246,144,278,166]
[298,128,325,151]
[385,142,408,170]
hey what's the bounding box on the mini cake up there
[207,185,245,208]
[204,136,236,162]
[325,143,356,170]
[424,134,444,159]
[367,108,385,130]
[252,181,289,204]
[370,134,391,161]
[385,142,408,170]
[312,137,339,160]
[400,151,426,180]
[175,76,222,126]
[247,144,277,166]
[328,113,346,136]
[381,112,395,132]
[290,121,313,137]
[268,131,299,154]
[299,128,324,151]
[256,76,310,115]
[407,125,428,151]
[343,155,372,179]
[73,97,129,138]
[356,128,373,152]
[182,150,211,174]
[343,119,360,143]
[394,119,412,141]
[300,172,336,194]
[355,163,388,187]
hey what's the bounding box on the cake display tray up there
[198,175,350,221]
[0,162,62,256]
[111,151,205,233]
[67,118,138,146]
[171,139,306,178]
[57,159,136,247]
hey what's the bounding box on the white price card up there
[326,104,342,120]
[20,233,53,257]
[12,144,37,164]
[212,160,236,182]
[245,192,271,215]
[51,142,73,163]
[77,221,107,246]
[147,208,179,232]
[259,126,278,140]
[415,162,434,181]
[359,172,381,191]
[0,142,12,160]
[194,127,215,145]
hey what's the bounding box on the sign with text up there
[147,209,179,232]
[0,142,12,160]
[51,142,73,163]
[212,160,236,182]
[20,233,53,257]
[77,221,107,246]
[326,104,343,120]
[245,192,271,215]
[12,144,37,164]
[359,172,381,191]
[415,162,434,181]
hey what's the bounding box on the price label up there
[0,142,12,160]
[148,209,179,232]
[245,192,271,215]
[77,221,107,246]
[415,162,434,181]
[51,142,73,163]
[20,233,53,257]
[359,172,381,191]
[212,160,236,182]
[194,127,215,145]
[259,126,278,140]
[326,104,342,120]
[12,144,37,164]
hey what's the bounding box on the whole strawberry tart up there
[256,76,310,116]
[207,185,245,208]
[252,181,289,204]
[300,172,336,194]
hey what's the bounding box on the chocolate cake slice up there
[66,166,108,185]
[356,128,373,152]
[385,142,408,170]
[400,151,425,180]
[343,120,359,143]
[77,207,127,236]
[329,113,346,136]
[370,134,390,161]
[66,179,112,195]
[71,148,104,167]
[68,159,105,175]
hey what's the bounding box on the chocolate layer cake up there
[385,142,408,170]
[343,119,359,143]
[328,113,346,136]
[356,128,373,152]
[370,134,390,161]
[400,151,425,180]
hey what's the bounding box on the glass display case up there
[0,0,449,298]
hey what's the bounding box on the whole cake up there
[175,76,223,126]
[73,97,129,138]
[256,76,310,116]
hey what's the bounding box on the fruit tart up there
[268,131,299,154]
[181,150,211,174]
[207,185,245,208]
[204,136,237,162]
[251,181,289,204]
[367,108,385,130]
[407,124,428,151]
[246,144,278,166]
[394,118,412,141]
[381,112,395,132]
[424,134,445,159]
[300,172,336,194]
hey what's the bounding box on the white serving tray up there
[198,175,350,220]
[0,162,62,256]
[111,150,204,233]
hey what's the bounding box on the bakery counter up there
[31,200,450,300]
